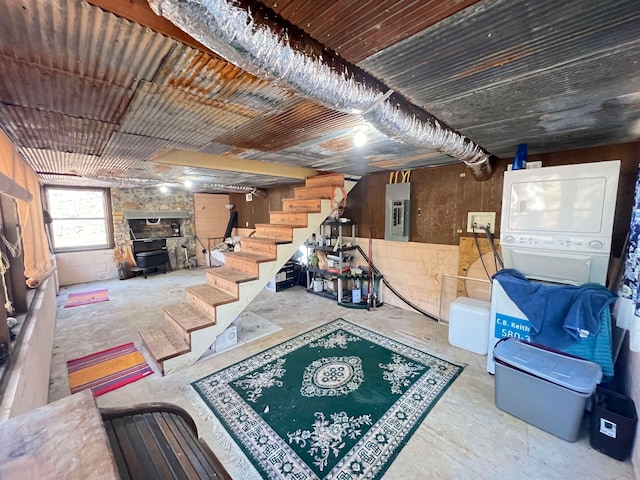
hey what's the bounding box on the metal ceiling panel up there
[262,0,480,63]
[120,81,258,148]
[154,44,294,111]
[0,55,132,123]
[19,147,188,185]
[361,0,640,104]
[427,44,640,129]
[243,126,448,174]
[36,173,118,187]
[19,148,101,177]
[102,131,172,160]
[197,141,232,155]
[462,96,640,157]
[242,150,361,173]
[214,97,361,151]
[182,166,299,187]
[92,157,189,181]
[0,0,174,88]
[0,104,114,155]
[1,0,638,190]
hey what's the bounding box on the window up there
[45,187,113,251]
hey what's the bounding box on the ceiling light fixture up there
[353,130,367,147]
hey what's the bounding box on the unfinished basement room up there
[0,0,639,478]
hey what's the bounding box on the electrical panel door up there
[385,183,410,242]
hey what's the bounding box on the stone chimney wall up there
[110,187,196,270]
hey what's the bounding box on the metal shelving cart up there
[305,219,356,302]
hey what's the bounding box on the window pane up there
[51,219,107,248]
[46,187,111,251]
[47,189,105,218]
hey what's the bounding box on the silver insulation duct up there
[148,0,494,179]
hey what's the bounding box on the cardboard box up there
[324,278,338,292]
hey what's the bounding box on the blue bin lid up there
[494,338,602,394]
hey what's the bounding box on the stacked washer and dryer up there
[486,160,621,373]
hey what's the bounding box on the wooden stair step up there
[282,198,321,212]
[186,284,237,320]
[270,211,308,226]
[254,223,294,241]
[186,284,236,307]
[164,302,215,333]
[206,266,258,296]
[294,185,338,199]
[224,251,273,276]
[241,236,288,258]
[139,321,190,370]
[305,173,344,188]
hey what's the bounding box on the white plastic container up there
[494,338,602,442]
[313,279,323,292]
[448,297,491,354]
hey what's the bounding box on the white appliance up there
[500,160,620,285]
[487,280,532,373]
[487,160,621,373]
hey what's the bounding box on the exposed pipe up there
[148,0,495,180]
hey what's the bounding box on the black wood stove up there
[132,238,170,276]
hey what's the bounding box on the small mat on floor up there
[192,318,463,479]
[64,288,109,308]
[67,342,153,396]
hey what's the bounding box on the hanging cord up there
[1,226,23,258]
[355,244,438,321]
[477,225,504,270]
[472,227,492,280]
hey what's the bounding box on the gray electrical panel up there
[385,183,410,242]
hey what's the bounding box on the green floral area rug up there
[192,318,463,479]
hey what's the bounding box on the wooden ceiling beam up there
[154,150,317,180]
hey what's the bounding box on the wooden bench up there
[101,403,231,480]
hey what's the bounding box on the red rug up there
[67,342,153,397]
[64,288,109,308]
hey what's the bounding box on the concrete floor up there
[49,268,634,479]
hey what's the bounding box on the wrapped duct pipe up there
[149,0,494,179]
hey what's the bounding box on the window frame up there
[44,186,114,253]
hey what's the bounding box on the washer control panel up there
[500,234,609,252]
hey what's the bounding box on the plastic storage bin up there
[494,338,602,442]
[448,297,491,354]
[590,387,637,460]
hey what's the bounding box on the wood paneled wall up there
[230,183,302,229]
[193,193,230,265]
[345,142,639,257]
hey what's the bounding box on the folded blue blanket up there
[494,269,616,349]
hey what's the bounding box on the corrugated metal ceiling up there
[361,0,640,157]
[261,0,481,63]
[0,0,638,192]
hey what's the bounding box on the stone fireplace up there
[110,187,196,270]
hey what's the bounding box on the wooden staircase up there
[139,173,356,375]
